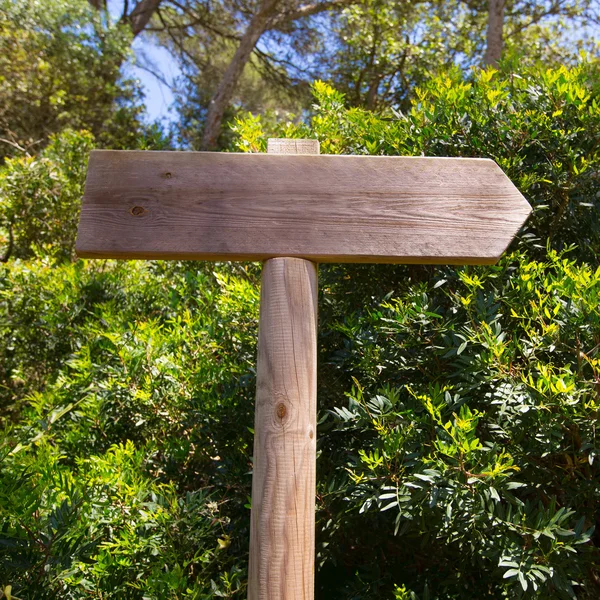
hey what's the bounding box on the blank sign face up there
[76,150,531,265]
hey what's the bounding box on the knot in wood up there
[276,403,287,420]
[164,171,172,179]
[130,206,147,216]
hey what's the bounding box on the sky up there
[108,0,180,123]
[128,37,181,123]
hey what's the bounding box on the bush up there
[0,124,171,262]
[0,130,94,261]
[1,60,600,598]
[0,0,143,162]
[0,259,259,598]
[315,250,599,599]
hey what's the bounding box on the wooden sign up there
[76,150,530,264]
[75,140,531,600]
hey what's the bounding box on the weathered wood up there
[76,150,531,265]
[248,139,319,600]
[267,138,320,155]
[248,257,318,600]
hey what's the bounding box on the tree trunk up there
[129,0,162,36]
[483,0,505,67]
[200,0,280,150]
[88,0,161,37]
[366,76,381,110]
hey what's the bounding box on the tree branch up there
[120,0,130,23]
[273,0,357,25]
[155,7,202,67]
[201,0,282,149]
[1,221,14,263]
[129,0,162,36]
[505,1,593,38]
[254,46,313,79]
[135,60,176,90]
[0,137,27,153]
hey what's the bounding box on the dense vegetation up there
[2,56,600,598]
[2,0,600,596]
[0,0,146,163]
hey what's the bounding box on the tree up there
[201,0,284,150]
[483,0,600,67]
[483,0,505,66]
[88,0,163,37]
[151,0,362,149]
[157,0,600,146]
[153,0,307,149]
[322,0,483,111]
[326,0,600,109]
[0,0,145,163]
[199,0,363,149]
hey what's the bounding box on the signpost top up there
[76,148,531,265]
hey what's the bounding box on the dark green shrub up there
[0,130,93,261]
[0,259,259,598]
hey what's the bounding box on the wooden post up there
[247,139,320,600]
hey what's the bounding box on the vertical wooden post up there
[248,139,319,600]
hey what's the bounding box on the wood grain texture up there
[75,150,531,265]
[248,257,318,600]
[248,139,319,600]
[267,138,320,155]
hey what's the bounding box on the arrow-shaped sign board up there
[76,150,530,264]
[76,141,531,600]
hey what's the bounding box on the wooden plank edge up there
[74,247,505,265]
[83,148,505,165]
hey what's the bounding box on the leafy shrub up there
[0,129,93,261]
[1,259,259,598]
[0,124,170,262]
[316,250,599,598]
[0,0,144,162]
[2,60,600,598]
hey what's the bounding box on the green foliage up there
[0,122,170,261]
[2,60,600,598]
[1,258,260,598]
[318,250,599,598]
[1,438,238,599]
[325,0,600,113]
[0,0,148,162]
[0,130,93,261]
[324,0,481,110]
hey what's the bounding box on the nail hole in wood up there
[130,206,147,216]
[165,172,172,179]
